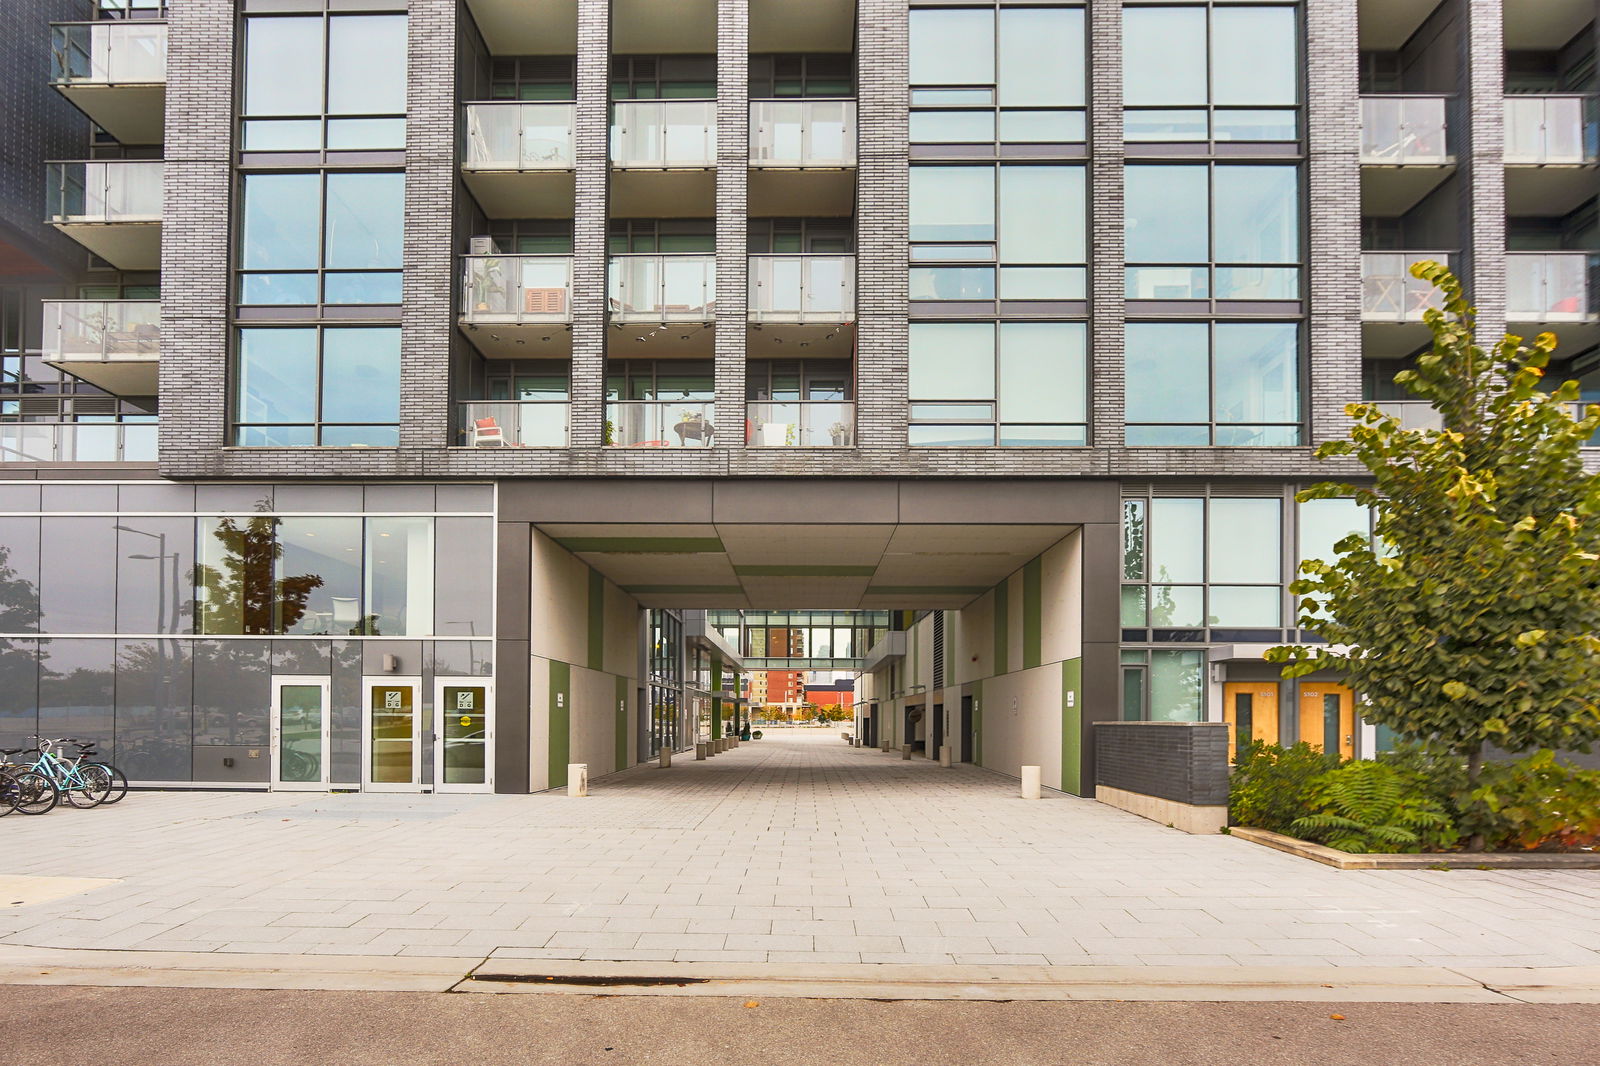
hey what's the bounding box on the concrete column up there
[1020,766,1042,800]
[568,0,612,447]
[568,764,589,797]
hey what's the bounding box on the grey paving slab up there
[1,732,1598,969]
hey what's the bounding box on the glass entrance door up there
[271,676,331,790]
[363,676,422,792]
[434,679,493,793]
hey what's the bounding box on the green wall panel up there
[587,570,604,671]
[993,582,1009,672]
[1023,558,1043,670]
[548,659,571,789]
[1061,657,1082,795]
[615,673,628,773]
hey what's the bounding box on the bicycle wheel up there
[64,763,113,808]
[3,770,60,815]
[93,762,130,804]
[0,771,17,816]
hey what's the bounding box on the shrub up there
[1289,760,1458,853]
[1467,750,1600,851]
[1229,741,1341,833]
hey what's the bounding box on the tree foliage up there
[1268,262,1600,780]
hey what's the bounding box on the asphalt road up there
[4,987,1595,1066]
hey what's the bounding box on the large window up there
[1123,3,1299,143]
[1125,163,1301,301]
[1125,321,1300,445]
[239,172,404,307]
[234,326,400,447]
[910,5,1086,146]
[909,321,1086,446]
[1121,495,1285,640]
[241,12,407,152]
[910,165,1087,301]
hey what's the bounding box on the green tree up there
[1268,262,1600,848]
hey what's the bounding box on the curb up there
[2,946,1598,1003]
[1228,828,1600,870]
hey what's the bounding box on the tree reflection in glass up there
[0,542,42,747]
[195,516,323,635]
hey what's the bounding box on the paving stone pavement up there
[2,732,1598,968]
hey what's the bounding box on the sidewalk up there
[2,732,1598,982]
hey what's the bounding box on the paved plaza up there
[2,732,1598,969]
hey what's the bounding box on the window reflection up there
[277,517,364,635]
[367,517,433,637]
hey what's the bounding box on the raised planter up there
[1229,827,1600,870]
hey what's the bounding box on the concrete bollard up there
[939,744,952,768]
[902,743,912,760]
[715,738,725,753]
[696,742,707,760]
[568,764,589,797]
[881,737,892,753]
[659,746,672,769]
[1020,765,1042,800]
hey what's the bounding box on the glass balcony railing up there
[1359,95,1452,165]
[1371,400,1443,431]
[746,402,855,447]
[51,20,167,85]
[1507,252,1598,321]
[750,99,856,167]
[45,160,163,222]
[459,401,568,447]
[0,422,157,463]
[41,299,160,363]
[462,102,575,170]
[461,255,573,322]
[605,401,717,447]
[1504,94,1599,165]
[1360,252,1453,321]
[1367,399,1597,446]
[608,254,716,320]
[610,100,716,167]
[748,255,856,322]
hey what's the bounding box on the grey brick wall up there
[1305,0,1363,446]
[141,0,1462,488]
[1462,0,1507,342]
[1094,722,1230,807]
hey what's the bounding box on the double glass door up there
[362,677,494,793]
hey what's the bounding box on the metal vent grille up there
[932,611,945,691]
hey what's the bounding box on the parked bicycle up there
[69,738,129,805]
[22,737,113,808]
[0,748,60,815]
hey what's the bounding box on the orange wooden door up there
[1223,682,1279,762]
[1299,683,1355,759]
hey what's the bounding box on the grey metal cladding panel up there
[1094,722,1229,807]
[712,479,900,524]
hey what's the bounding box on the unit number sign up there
[384,690,403,709]
[456,691,476,710]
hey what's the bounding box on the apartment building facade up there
[0,0,1595,794]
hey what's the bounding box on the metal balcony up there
[41,300,160,394]
[746,401,855,447]
[608,254,716,322]
[459,401,569,447]
[1360,94,1454,216]
[1360,252,1453,323]
[459,254,574,357]
[461,102,576,217]
[0,421,157,464]
[1507,252,1599,323]
[49,20,166,144]
[605,401,717,448]
[44,160,163,270]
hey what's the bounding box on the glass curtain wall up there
[234,9,407,449]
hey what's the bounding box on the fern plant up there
[1290,761,1458,853]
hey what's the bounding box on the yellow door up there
[1223,682,1279,762]
[1299,683,1355,759]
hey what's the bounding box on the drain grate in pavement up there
[233,807,456,822]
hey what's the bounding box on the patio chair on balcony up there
[523,287,567,314]
[469,417,506,447]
